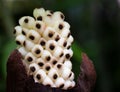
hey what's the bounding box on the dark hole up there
[50,10,53,14]
[46,56,51,61]
[53,60,57,65]
[29,35,35,40]
[49,44,55,50]
[59,24,64,30]
[67,46,71,49]
[66,54,70,59]
[60,53,64,57]
[46,84,51,87]
[55,35,60,41]
[36,23,41,29]
[63,41,67,47]
[68,86,72,89]
[53,74,58,79]
[61,14,65,19]
[48,32,54,38]
[46,66,50,71]
[37,16,42,21]
[40,41,45,46]
[16,41,21,45]
[24,18,29,23]
[57,64,62,69]
[36,74,41,80]
[30,67,35,72]
[13,29,16,34]
[62,60,65,63]
[38,62,44,67]
[59,84,64,88]
[22,30,26,35]
[67,32,71,38]
[69,73,72,78]
[35,49,41,54]
[27,57,33,62]
[23,41,26,46]
[47,14,52,16]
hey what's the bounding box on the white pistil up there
[31,45,43,58]
[54,63,63,75]
[19,16,35,29]
[61,67,71,80]
[18,47,28,57]
[39,38,47,48]
[48,68,59,81]
[15,35,26,46]
[22,28,29,36]
[41,50,52,62]
[61,29,70,38]
[36,58,45,68]
[63,22,70,29]
[25,52,36,64]
[44,14,53,26]
[67,35,74,44]
[43,63,52,73]
[34,21,45,34]
[53,11,65,21]
[64,80,72,90]
[43,76,54,87]
[58,38,67,48]
[71,81,75,87]
[14,26,22,36]
[27,29,41,43]
[64,49,73,60]
[43,27,55,40]
[55,77,65,88]
[24,40,35,51]
[50,57,58,66]
[69,72,74,81]
[33,8,46,21]
[53,46,64,58]
[45,40,57,53]
[34,69,47,83]
[63,60,72,70]
[29,63,40,75]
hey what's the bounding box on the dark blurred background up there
[0,0,120,92]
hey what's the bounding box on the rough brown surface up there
[7,49,27,92]
[7,50,96,92]
[75,53,97,92]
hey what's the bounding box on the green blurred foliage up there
[0,0,120,92]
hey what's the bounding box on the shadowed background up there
[0,0,120,92]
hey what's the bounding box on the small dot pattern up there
[14,8,75,90]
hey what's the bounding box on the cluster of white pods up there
[14,8,75,90]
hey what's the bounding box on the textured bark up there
[6,50,96,92]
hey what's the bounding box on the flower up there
[13,8,75,89]
[7,8,96,92]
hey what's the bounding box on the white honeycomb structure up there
[13,8,75,90]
